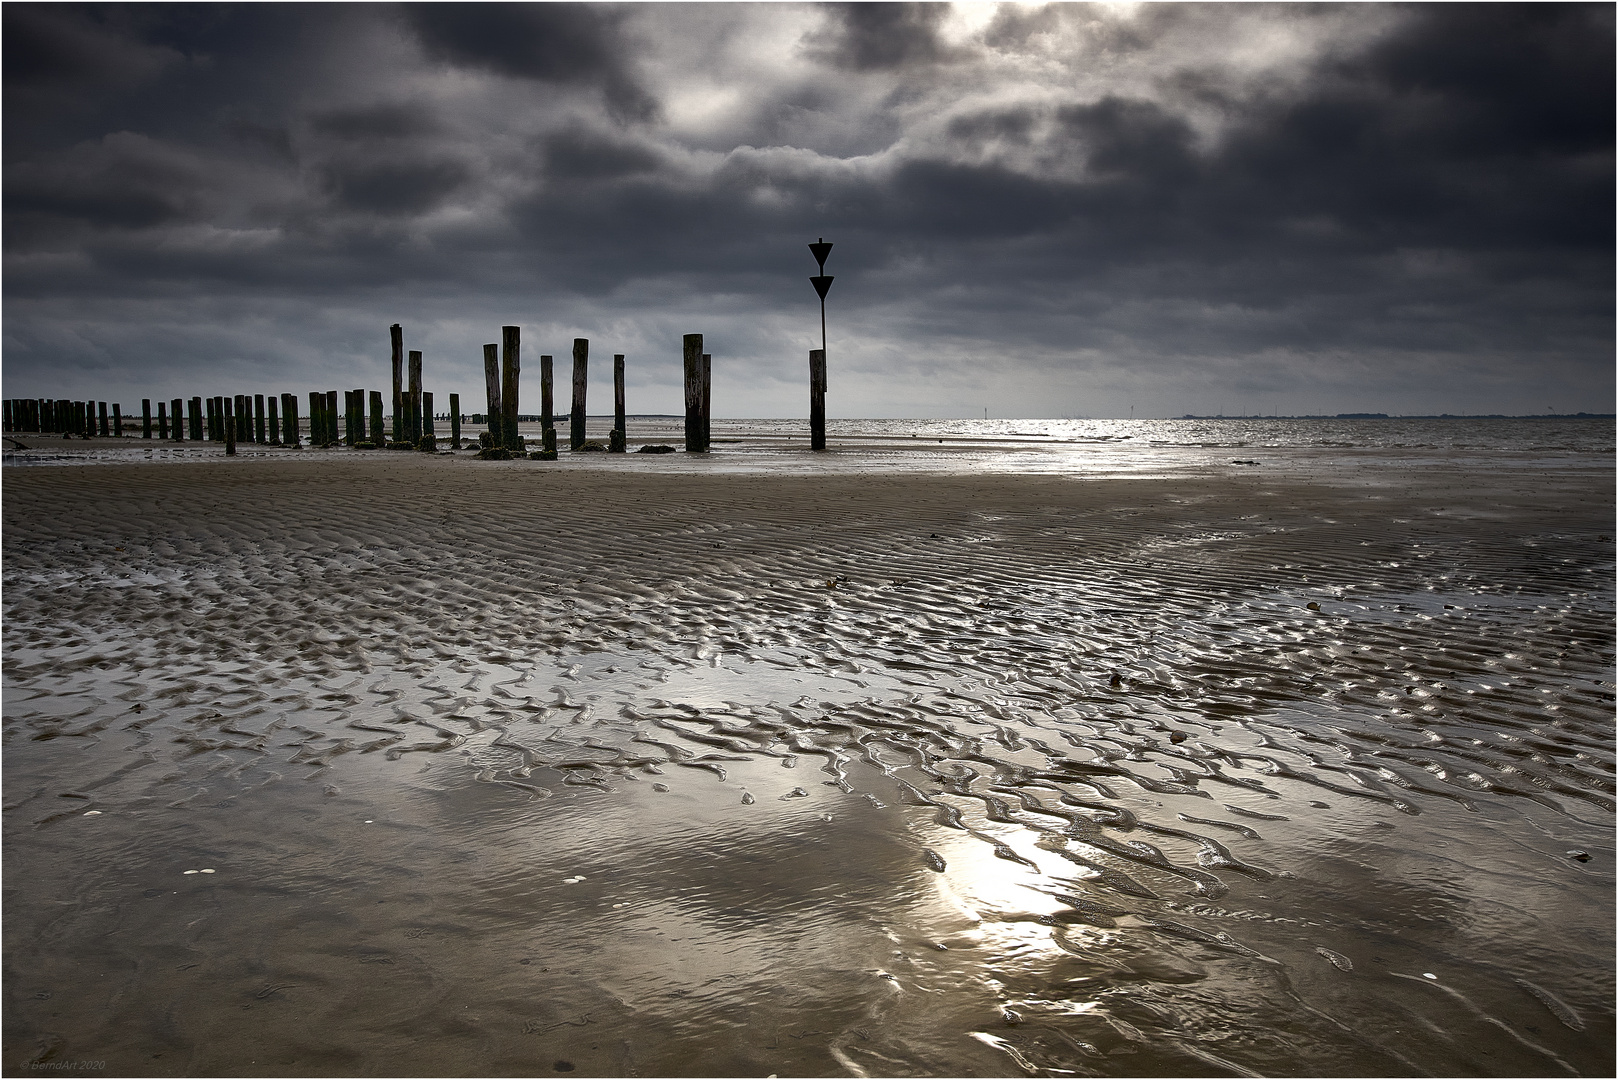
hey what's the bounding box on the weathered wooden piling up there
[408,351,423,445]
[113,404,123,437]
[540,354,556,453]
[683,333,704,453]
[501,326,521,451]
[142,399,152,439]
[351,388,363,446]
[282,393,299,447]
[232,395,245,443]
[421,391,436,450]
[702,354,712,450]
[810,349,827,450]
[611,353,626,452]
[369,390,384,445]
[483,343,502,448]
[224,397,237,455]
[173,398,185,441]
[255,394,266,444]
[267,396,280,445]
[205,397,217,441]
[189,397,202,441]
[449,393,461,448]
[390,323,404,444]
[98,401,109,437]
[570,338,588,451]
[2,401,12,433]
[157,400,168,440]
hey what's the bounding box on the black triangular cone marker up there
[811,275,834,300]
[809,240,833,272]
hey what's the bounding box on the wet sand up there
[3,441,1613,1077]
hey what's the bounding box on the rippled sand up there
[4,438,1613,1077]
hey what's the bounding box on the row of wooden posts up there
[3,328,831,455]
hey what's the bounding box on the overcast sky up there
[4,2,1612,418]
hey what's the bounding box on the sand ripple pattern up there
[4,459,1612,1076]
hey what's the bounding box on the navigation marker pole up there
[808,238,834,451]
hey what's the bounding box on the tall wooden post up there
[255,394,266,444]
[390,323,404,445]
[449,393,461,449]
[267,396,279,445]
[421,391,436,451]
[223,397,237,455]
[352,388,363,445]
[206,397,217,441]
[308,393,322,446]
[283,393,299,447]
[175,398,186,441]
[408,350,422,445]
[326,390,339,446]
[809,349,827,450]
[540,354,556,453]
[113,404,123,437]
[501,326,521,452]
[232,395,245,443]
[611,354,626,452]
[2,401,11,433]
[570,338,588,451]
[157,400,168,440]
[702,354,712,450]
[98,401,110,437]
[141,400,152,439]
[483,343,501,448]
[683,333,703,453]
[369,391,384,446]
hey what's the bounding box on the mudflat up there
[4,443,1613,1077]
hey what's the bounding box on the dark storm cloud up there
[404,3,658,121]
[801,3,956,71]
[2,3,1611,417]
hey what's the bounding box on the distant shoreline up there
[1176,412,1614,420]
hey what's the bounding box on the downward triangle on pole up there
[811,275,834,299]
[809,239,833,271]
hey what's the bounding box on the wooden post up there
[283,393,300,447]
[421,391,436,451]
[570,338,588,451]
[483,343,501,448]
[98,401,110,437]
[540,354,556,453]
[2,401,11,434]
[683,333,703,453]
[501,326,521,452]
[702,354,712,450]
[206,397,217,441]
[611,353,626,452]
[449,393,461,449]
[141,399,152,439]
[407,350,422,445]
[113,403,123,437]
[157,400,168,440]
[390,323,404,445]
[809,349,827,450]
[351,388,363,445]
[369,390,384,446]
[326,390,338,446]
[176,398,187,441]
[255,394,266,444]
[224,396,237,455]
[267,396,279,445]
[231,395,244,443]
[308,392,321,446]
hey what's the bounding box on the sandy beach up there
[3,430,1613,1077]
